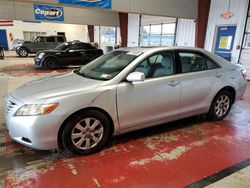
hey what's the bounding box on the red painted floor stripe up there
[1,82,250,188]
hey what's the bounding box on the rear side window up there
[46,37,56,42]
[178,52,220,73]
[57,36,64,42]
[84,44,96,49]
[69,43,83,50]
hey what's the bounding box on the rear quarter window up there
[46,37,56,42]
[57,37,65,42]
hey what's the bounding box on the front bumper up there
[34,57,43,68]
[5,95,62,150]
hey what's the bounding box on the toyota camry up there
[5,47,247,155]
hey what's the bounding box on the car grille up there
[5,100,17,116]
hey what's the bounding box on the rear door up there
[60,43,84,66]
[176,50,223,115]
[45,36,57,50]
[116,51,181,129]
[81,43,100,64]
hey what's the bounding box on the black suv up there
[16,35,66,57]
[35,41,103,69]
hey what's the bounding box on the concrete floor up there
[0,51,250,187]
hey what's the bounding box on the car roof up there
[64,41,90,44]
[119,46,210,54]
[118,46,234,69]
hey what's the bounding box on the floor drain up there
[0,140,17,148]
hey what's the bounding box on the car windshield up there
[55,42,69,50]
[78,50,139,81]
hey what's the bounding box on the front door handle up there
[168,81,179,87]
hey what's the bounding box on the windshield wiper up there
[73,69,91,79]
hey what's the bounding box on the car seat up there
[153,56,173,77]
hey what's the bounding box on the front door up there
[0,30,8,50]
[116,51,181,129]
[214,25,236,61]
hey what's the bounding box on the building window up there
[100,26,117,47]
[140,23,176,46]
[23,31,46,41]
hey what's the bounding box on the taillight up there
[241,69,247,78]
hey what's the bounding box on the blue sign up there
[34,4,64,22]
[58,0,112,9]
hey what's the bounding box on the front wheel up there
[62,110,112,155]
[207,91,232,121]
[18,48,28,57]
[43,58,58,69]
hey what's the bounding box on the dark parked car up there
[16,35,66,57]
[35,41,103,69]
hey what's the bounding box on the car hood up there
[11,72,104,103]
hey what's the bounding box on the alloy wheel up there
[214,94,230,117]
[19,49,27,57]
[71,118,104,150]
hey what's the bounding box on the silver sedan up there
[5,47,247,155]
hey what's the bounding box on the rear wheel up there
[62,110,112,155]
[208,91,232,121]
[43,58,58,69]
[18,48,28,57]
[0,49,4,59]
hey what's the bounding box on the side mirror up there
[126,72,145,83]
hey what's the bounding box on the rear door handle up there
[215,72,223,78]
[168,81,179,87]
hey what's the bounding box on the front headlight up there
[38,53,45,59]
[15,103,58,116]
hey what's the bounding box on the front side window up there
[178,51,220,73]
[55,42,69,50]
[33,37,44,43]
[78,51,139,80]
[133,52,175,78]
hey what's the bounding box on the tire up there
[0,51,4,60]
[208,91,232,121]
[62,110,112,155]
[18,48,28,57]
[43,58,58,69]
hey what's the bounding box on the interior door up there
[116,51,181,129]
[214,25,236,61]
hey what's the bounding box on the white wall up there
[128,14,140,47]
[0,20,88,49]
[176,18,195,47]
[205,0,248,63]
